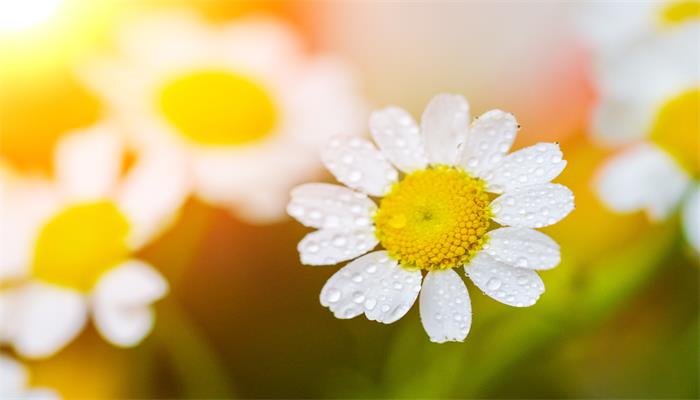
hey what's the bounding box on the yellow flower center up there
[32,201,130,292]
[374,166,491,271]
[659,1,700,26]
[158,70,278,146]
[650,89,699,176]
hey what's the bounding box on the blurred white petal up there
[573,1,658,55]
[0,170,58,280]
[218,17,303,82]
[55,124,123,202]
[116,148,189,250]
[6,283,87,359]
[116,10,214,69]
[594,142,690,221]
[93,260,168,347]
[0,355,27,393]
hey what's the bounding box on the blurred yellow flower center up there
[32,201,130,292]
[659,1,700,25]
[650,89,699,175]
[158,70,277,146]
[374,167,491,271]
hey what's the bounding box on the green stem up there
[155,299,236,399]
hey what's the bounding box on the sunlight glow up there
[0,0,61,32]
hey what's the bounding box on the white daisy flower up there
[0,123,186,358]
[595,141,699,252]
[79,10,366,224]
[0,355,58,399]
[590,23,698,146]
[287,94,574,343]
[575,0,699,56]
[587,12,699,252]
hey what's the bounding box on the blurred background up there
[0,0,697,398]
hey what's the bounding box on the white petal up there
[8,283,87,359]
[319,251,421,323]
[54,125,123,202]
[287,183,376,230]
[116,10,213,69]
[218,17,303,82]
[419,269,471,343]
[591,96,653,145]
[682,185,700,253]
[420,94,470,166]
[491,183,574,228]
[116,148,189,250]
[0,355,27,393]
[0,171,58,280]
[484,227,560,270]
[573,1,658,55]
[459,110,518,177]
[93,260,168,347]
[592,25,699,146]
[298,227,377,266]
[466,253,544,307]
[369,107,428,172]
[595,143,690,221]
[322,136,398,196]
[482,143,567,193]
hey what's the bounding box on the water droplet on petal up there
[326,288,341,303]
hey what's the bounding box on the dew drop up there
[332,235,347,247]
[352,291,365,304]
[486,278,502,291]
[326,288,341,303]
[348,171,363,182]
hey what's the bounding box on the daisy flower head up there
[0,355,58,399]
[590,18,699,252]
[0,123,186,358]
[590,23,699,148]
[575,0,700,57]
[79,10,366,223]
[288,94,574,343]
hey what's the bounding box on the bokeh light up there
[0,0,61,32]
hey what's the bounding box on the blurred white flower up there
[0,354,58,399]
[595,142,699,252]
[288,94,574,343]
[590,24,698,146]
[79,10,367,224]
[575,0,699,57]
[582,5,699,252]
[0,124,186,358]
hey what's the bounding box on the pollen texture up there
[374,166,491,271]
